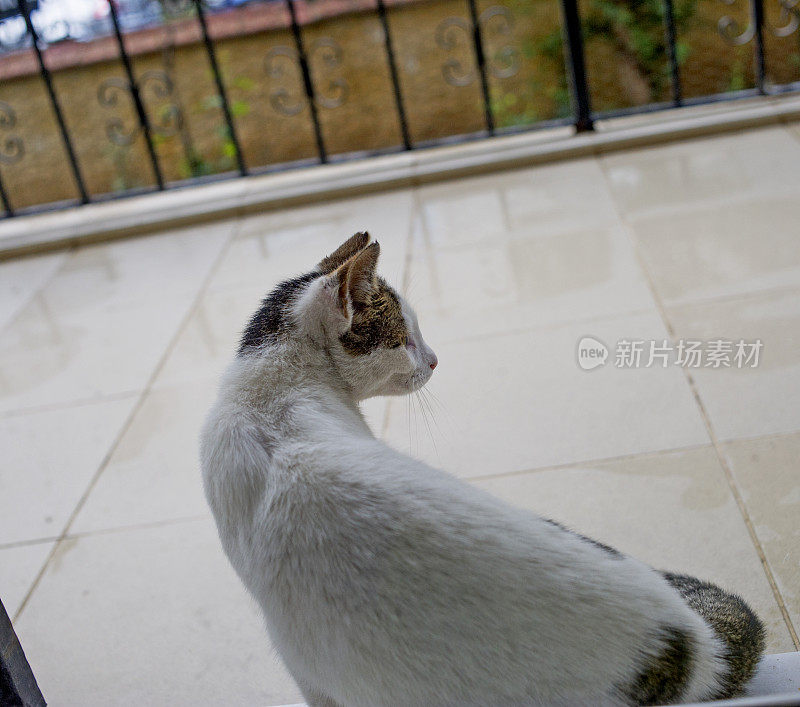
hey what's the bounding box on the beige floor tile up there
[470,446,793,653]
[16,520,302,706]
[0,541,54,618]
[0,251,65,333]
[0,294,189,413]
[209,189,413,294]
[155,284,267,387]
[382,310,709,477]
[724,431,800,639]
[0,396,137,544]
[415,158,620,250]
[666,289,800,440]
[71,381,217,534]
[603,127,800,219]
[0,225,231,413]
[629,193,800,305]
[37,221,233,317]
[405,221,656,341]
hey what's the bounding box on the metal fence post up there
[662,0,683,106]
[192,0,247,175]
[107,0,165,189]
[752,0,766,93]
[375,0,412,150]
[558,0,594,131]
[465,0,495,135]
[18,0,89,203]
[0,172,12,217]
[284,0,327,163]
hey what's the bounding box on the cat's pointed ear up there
[327,243,381,322]
[318,231,370,274]
[331,241,380,318]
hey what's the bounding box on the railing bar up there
[752,0,766,94]
[465,0,495,135]
[17,0,89,203]
[0,170,13,217]
[558,0,594,131]
[284,0,327,163]
[192,0,247,176]
[107,0,165,189]
[662,0,683,106]
[375,0,412,150]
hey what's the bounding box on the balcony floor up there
[1,123,800,705]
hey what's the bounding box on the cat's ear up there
[318,231,370,274]
[331,242,380,318]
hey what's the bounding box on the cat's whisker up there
[415,390,439,460]
[419,387,446,441]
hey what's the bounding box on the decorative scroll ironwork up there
[97,71,183,146]
[718,0,757,44]
[718,0,798,44]
[435,6,519,87]
[766,0,799,36]
[265,38,348,116]
[0,101,24,164]
[265,46,306,116]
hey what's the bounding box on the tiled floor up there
[2,123,800,705]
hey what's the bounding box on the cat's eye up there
[390,336,407,349]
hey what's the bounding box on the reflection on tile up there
[406,223,655,341]
[724,431,800,636]
[16,521,302,706]
[631,194,800,305]
[72,382,216,534]
[0,396,138,544]
[0,224,230,413]
[0,541,54,618]
[416,158,619,249]
[156,285,266,387]
[0,251,65,332]
[0,295,188,412]
[666,289,800,440]
[210,190,413,294]
[37,221,234,317]
[603,127,800,218]
[382,311,708,477]
[472,446,793,652]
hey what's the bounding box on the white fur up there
[201,273,726,706]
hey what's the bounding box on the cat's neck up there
[223,341,368,434]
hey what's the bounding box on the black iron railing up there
[0,0,798,218]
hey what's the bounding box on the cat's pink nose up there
[429,356,438,370]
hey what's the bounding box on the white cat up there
[201,232,764,706]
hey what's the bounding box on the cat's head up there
[239,232,437,400]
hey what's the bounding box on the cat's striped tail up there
[662,572,766,698]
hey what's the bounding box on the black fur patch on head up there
[542,518,622,558]
[238,271,320,354]
[624,627,693,705]
[662,572,766,698]
[340,277,407,356]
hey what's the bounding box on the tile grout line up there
[0,389,142,421]
[597,156,800,650]
[659,282,800,314]
[0,247,74,339]
[461,440,717,484]
[13,221,242,623]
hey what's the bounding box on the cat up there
[200,231,765,706]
